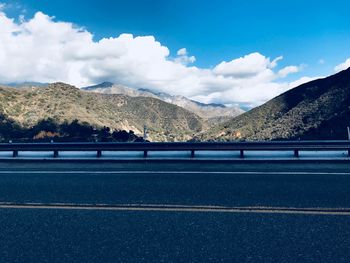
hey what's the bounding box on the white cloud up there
[177,48,187,56]
[278,65,300,78]
[0,10,314,107]
[213,53,278,78]
[334,58,350,73]
[174,48,196,65]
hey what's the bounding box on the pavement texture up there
[0,160,349,262]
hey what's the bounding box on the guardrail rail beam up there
[0,141,349,160]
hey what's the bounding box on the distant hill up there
[0,83,204,142]
[201,67,350,141]
[82,82,244,123]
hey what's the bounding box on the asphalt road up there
[0,160,350,262]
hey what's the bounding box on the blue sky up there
[1,0,350,107]
[5,0,350,75]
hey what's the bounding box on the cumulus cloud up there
[213,53,280,78]
[334,58,350,73]
[0,10,312,107]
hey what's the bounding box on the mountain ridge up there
[201,67,350,141]
[82,82,244,122]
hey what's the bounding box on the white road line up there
[0,170,349,175]
[0,203,349,215]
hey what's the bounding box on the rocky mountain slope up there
[201,67,350,141]
[0,83,204,141]
[83,82,244,123]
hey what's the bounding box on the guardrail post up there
[191,150,195,158]
[294,149,299,157]
[97,150,102,158]
[53,150,59,158]
[143,150,148,158]
[240,150,244,158]
[13,150,18,158]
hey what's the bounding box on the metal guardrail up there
[0,141,349,158]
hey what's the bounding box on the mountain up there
[201,67,350,141]
[82,82,158,98]
[0,83,204,142]
[82,82,244,123]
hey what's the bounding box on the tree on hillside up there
[60,119,94,138]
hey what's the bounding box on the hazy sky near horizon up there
[0,0,350,107]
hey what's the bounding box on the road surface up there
[0,160,349,262]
